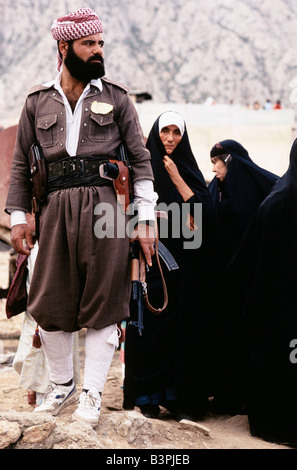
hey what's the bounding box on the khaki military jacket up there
[6,77,153,214]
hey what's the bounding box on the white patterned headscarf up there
[51,8,103,70]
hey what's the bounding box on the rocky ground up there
[0,251,292,457]
[0,303,291,453]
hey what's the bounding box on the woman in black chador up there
[123,112,220,420]
[208,139,279,267]
[228,138,297,445]
[208,139,279,414]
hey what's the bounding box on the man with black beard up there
[5,8,157,427]
[63,39,105,85]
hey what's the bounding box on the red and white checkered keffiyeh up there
[51,8,103,70]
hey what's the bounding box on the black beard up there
[64,42,105,83]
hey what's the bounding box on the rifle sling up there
[139,223,168,315]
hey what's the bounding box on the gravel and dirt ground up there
[0,249,292,455]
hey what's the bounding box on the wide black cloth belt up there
[47,156,119,193]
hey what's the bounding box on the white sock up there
[39,328,74,385]
[83,324,118,392]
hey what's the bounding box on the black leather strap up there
[47,157,110,177]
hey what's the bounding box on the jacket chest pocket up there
[36,114,58,147]
[89,112,114,142]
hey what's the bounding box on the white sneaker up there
[34,382,78,416]
[72,387,101,427]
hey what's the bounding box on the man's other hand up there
[11,224,34,255]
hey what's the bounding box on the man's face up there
[64,33,105,82]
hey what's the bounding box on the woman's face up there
[211,157,228,181]
[159,125,182,155]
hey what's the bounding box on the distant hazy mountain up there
[1,0,297,122]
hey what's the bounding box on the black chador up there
[208,139,279,267]
[207,139,279,415]
[123,113,220,420]
[228,138,297,445]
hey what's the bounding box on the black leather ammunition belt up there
[47,156,119,193]
[48,157,113,177]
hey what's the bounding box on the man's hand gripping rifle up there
[130,212,179,336]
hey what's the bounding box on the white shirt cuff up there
[137,205,156,221]
[133,179,158,221]
[11,210,27,227]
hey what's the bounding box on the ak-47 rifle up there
[130,240,145,335]
[129,213,179,336]
[116,143,179,335]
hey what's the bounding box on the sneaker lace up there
[43,384,64,404]
[80,390,101,411]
